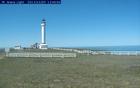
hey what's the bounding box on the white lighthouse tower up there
[39,19,47,49]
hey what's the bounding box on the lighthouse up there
[39,19,47,49]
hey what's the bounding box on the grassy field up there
[0,55,140,88]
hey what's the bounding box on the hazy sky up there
[0,0,140,47]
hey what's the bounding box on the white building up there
[14,45,22,49]
[39,19,48,49]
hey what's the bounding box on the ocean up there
[81,45,140,51]
[78,46,140,55]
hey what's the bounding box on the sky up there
[0,0,140,47]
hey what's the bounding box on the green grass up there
[0,55,140,88]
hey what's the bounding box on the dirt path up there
[0,55,4,59]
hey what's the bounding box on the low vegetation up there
[0,54,140,88]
